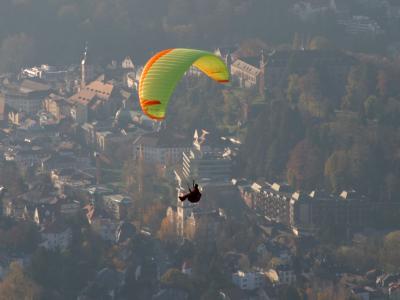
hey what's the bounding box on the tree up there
[324,150,349,192]
[278,286,301,300]
[0,33,35,72]
[158,216,176,241]
[160,268,193,291]
[0,262,42,300]
[143,202,167,231]
[342,63,376,112]
[287,139,323,189]
[364,95,383,119]
[0,161,26,196]
[0,221,40,253]
[298,68,329,119]
[381,231,400,272]
[308,36,333,50]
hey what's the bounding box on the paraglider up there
[179,180,202,203]
[138,48,230,120]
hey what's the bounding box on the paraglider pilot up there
[179,180,202,203]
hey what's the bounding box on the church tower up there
[81,43,88,89]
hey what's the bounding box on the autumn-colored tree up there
[0,262,42,300]
[143,202,167,231]
[287,139,323,189]
[158,216,176,241]
[342,63,376,112]
[160,268,193,291]
[324,150,349,192]
[308,36,333,50]
[376,70,389,98]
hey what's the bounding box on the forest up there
[0,0,393,72]
[162,50,400,202]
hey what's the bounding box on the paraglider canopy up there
[138,48,230,120]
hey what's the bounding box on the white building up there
[21,64,68,81]
[122,57,135,70]
[230,59,261,88]
[181,130,232,182]
[133,131,191,165]
[232,270,265,290]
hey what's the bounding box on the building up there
[96,130,137,154]
[230,57,262,89]
[1,79,51,115]
[126,72,136,89]
[266,265,296,285]
[214,46,237,67]
[43,153,91,173]
[182,261,192,276]
[181,130,232,183]
[102,194,131,220]
[40,222,72,251]
[59,197,81,216]
[34,204,57,227]
[5,147,48,168]
[69,80,118,122]
[133,131,191,165]
[3,198,29,220]
[21,64,68,81]
[43,93,70,122]
[7,110,27,126]
[185,209,222,243]
[169,130,231,243]
[338,16,384,36]
[70,102,88,124]
[80,120,114,146]
[121,57,135,70]
[290,190,371,236]
[248,182,293,225]
[232,270,265,290]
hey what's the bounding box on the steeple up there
[81,42,88,89]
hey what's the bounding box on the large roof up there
[133,131,191,148]
[69,80,114,106]
[19,79,51,93]
[231,59,261,76]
